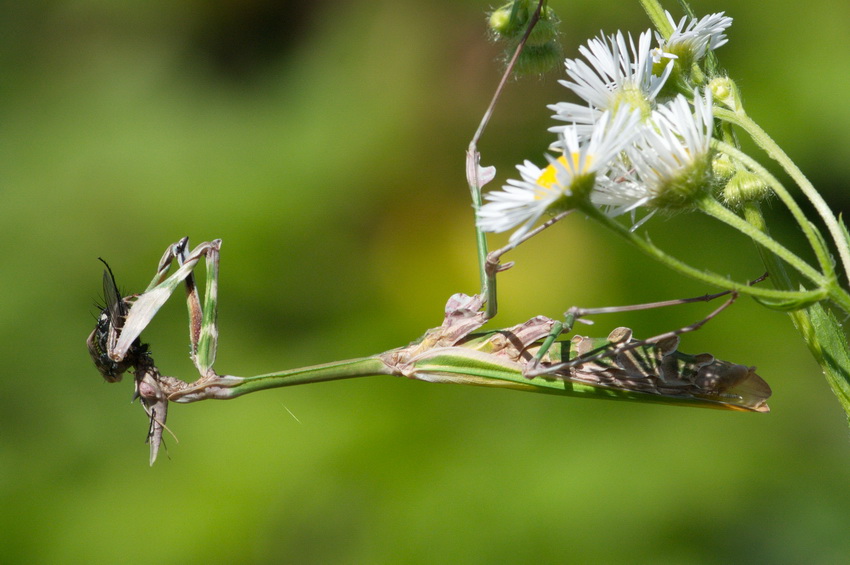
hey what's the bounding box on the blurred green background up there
[3,0,850,563]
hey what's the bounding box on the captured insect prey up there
[87,259,150,382]
[87,258,170,465]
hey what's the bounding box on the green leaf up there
[791,304,850,423]
[752,287,827,311]
[838,212,850,256]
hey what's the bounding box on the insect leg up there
[526,290,739,378]
[527,273,767,374]
[183,240,220,378]
[111,239,221,362]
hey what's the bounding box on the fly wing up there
[101,259,128,331]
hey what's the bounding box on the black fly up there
[87,258,150,382]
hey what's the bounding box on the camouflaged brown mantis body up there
[381,294,771,412]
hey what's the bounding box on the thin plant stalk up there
[715,107,850,282]
[466,0,547,319]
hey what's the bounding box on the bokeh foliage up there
[2,0,850,562]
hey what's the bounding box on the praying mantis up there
[87,3,775,465]
[87,237,771,464]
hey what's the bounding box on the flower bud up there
[712,153,735,180]
[722,169,770,207]
[709,76,742,112]
[488,4,521,38]
[513,41,563,76]
[525,9,560,47]
[488,1,562,75]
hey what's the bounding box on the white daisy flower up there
[591,169,653,221]
[592,90,714,221]
[660,12,733,61]
[548,30,674,136]
[478,109,641,243]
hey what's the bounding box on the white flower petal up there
[550,30,671,131]
[661,11,733,60]
[478,109,643,242]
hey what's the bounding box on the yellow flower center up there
[536,154,591,196]
[612,84,653,121]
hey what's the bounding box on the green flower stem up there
[713,138,833,278]
[753,211,850,421]
[219,357,394,399]
[746,194,850,422]
[714,107,850,282]
[742,203,793,285]
[639,0,673,37]
[712,141,850,313]
[696,195,825,287]
[579,202,827,303]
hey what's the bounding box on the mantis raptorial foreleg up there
[88,237,221,464]
[171,237,220,378]
[112,238,221,377]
